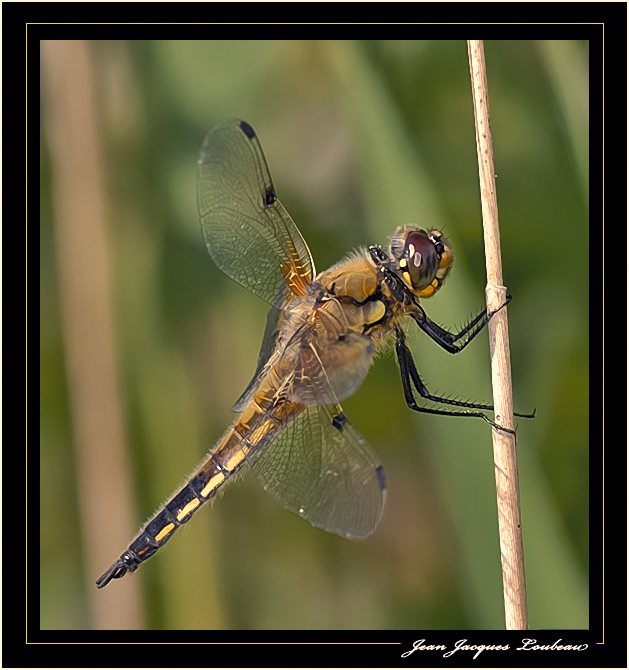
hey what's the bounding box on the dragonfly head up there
[389,226,453,299]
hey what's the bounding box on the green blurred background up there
[40,40,588,631]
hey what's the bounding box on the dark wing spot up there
[239,121,256,139]
[332,413,348,431]
[264,189,277,207]
[376,465,387,491]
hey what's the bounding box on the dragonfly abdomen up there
[95,428,246,588]
[96,390,302,588]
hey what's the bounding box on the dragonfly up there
[96,119,532,588]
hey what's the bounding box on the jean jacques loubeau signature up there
[402,638,588,658]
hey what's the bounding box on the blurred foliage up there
[40,40,588,630]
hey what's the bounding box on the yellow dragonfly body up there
[97,119,511,588]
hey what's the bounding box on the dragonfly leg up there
[409,295,512,354]
[395,327,533,429]
[395,327,496,415]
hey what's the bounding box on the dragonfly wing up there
[198,119,315,309]
[232,306,284,413]
[242,305,382,537]
[246,404,387,540]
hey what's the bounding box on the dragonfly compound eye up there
[389,226,453,298]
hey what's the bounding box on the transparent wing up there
[232,306,284,413]
[198,119,315,309]
[247,404,387,540]
[242,315,384,539]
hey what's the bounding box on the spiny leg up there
[395,327,534,433]
[395,327,497,418]
[410,295,512,354]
